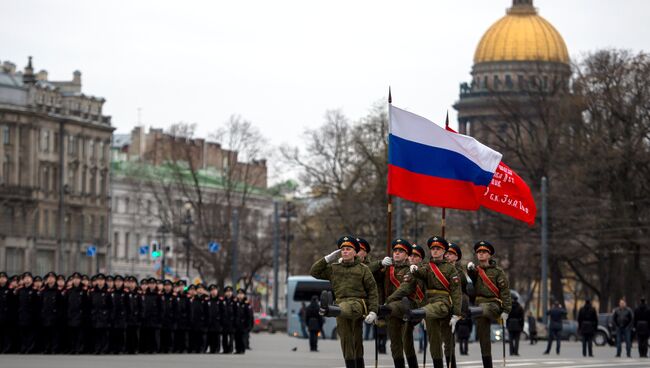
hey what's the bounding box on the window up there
[99,173,105,197]
[99,142,105,161]
[81,169,87,194]
[40,130,50,152]
[2,155,10,184]
[483,76,488,90]
[35,250,55,276]
[99,216,105,241]
[505,75,513,89]
[89,140,95,160]
[5,247,25,275]
[124,198,130,213]
[52,167,58,191]
[134,233,141,259]
[124,232,130,259]
[68,135,77,155]
[2,125,9,145]
[44,210,50,237]
[90,170,96,195]
[42,166,50,191]
[68,167,76,192]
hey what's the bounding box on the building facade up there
[0,57,113,275]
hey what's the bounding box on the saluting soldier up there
[356,237,379,343]
[466,241,512,368]
[402,236,462,368]
[64,272,86,354]
[440,242,468,368]
[39,272,61,354]
[311,236,379,368]
[173,281,190,353]
[207,285,223,353]
[16,272,38,353]
[160,280,176,353]
[110,275,128,354]
[221,286,235,354]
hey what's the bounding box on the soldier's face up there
[445,252,458,264]
[107,280,114,288]
[34,280,42,288]
[341,246,356,261]
[46,276,56,286]
[237,292,245,300]
[0,276,7,286]
[57,278,65,287]
[476,250,490,262]
[210,289,218,297]
[164,284,172,293]
[82,279,89,286]
[115,280,124,289]
[10,280,18,288]
[97,279,106,288]
[23,277,33,286]
[357,249,367,260]
[430,247,445,259]
[393,249,408,262]
[225,290,233,298]
[409,254,422,265]
[156,283,163,291]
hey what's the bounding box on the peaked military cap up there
[391,238,412,255]
[33,275,43,282]
[70,272,82,279]
[148,277,157,283]
[105,275,114,281]
[474,240,495,255]
[337,236,360,253]
[163,279,172,285]
[114,275,124,281]
[56,274,65,281]
[95,273,106,280]
[208,284,219,290]
[411,244,426,259]
[187,284,196,290]
[427,236,449,251]
[237,288,246,293]
[44,271,57,279]
[224,285,233,292]
[0,272,7,278]
[197,283,206,290]
[140,278,148,284]
[447,242,462,259]
[356,238,371,253]
[21,271,33,279]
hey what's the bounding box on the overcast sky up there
[2,0,648,181]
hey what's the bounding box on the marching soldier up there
[110,275,128,354]
[160,280,176,353]
[207,285,223,353]
[466,241,512,368]
[402,236,462,368]
[174,281,190,353]
[125,276,141,354]
[377,239,422,368]
[311,236,379,368]
[356,237,378,343]
[440,242,468,368]
[89,274,111,354]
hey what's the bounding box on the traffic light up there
[151,241,161,258]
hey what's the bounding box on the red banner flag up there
[445,125,536,225]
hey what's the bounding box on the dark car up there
[594,313,615,346]
[252,314,288,334]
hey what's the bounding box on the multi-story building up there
[0,57,113,275]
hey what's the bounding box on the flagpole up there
[441,111,450,238]
[387,87,393,256]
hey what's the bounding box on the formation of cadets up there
[0,271,254,355]
[311,235,511,368]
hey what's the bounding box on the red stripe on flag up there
[387,164,484,210]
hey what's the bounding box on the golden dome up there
[474,1,569,64]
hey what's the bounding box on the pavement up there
[0,333,648,368]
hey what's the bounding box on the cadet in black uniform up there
[125,276,141,354]
[141,278,162,353]
[110,275,128,354]
[207,285,223,353]
[174,281,190,353]
[89,274,111,354]
[234,288,253,354]
[0,272,13,353]
[221,286,235,353]
[64,272,86,354]
[39,272,61,354]
[17,272,38,353]
[188,284,207,353]
[160,280,176,353]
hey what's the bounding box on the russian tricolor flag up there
[388,105,502,210]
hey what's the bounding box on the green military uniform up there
[440,262,468,368]
[377,239,421,368]
[467,241,512,367]
[310,241,378,366]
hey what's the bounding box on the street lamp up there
[181,203,194,278]
[280,195,297,299]
[157,224,170,280]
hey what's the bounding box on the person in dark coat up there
[207,285,223,354]
[577,299,598,357]
[110,275,128,354]
[507,295,525,356]
[31,275,44,353]
[16,272,38,354]
[173,281,190,353]
[189,284,207,353]
[39,272,61,354]
[89,274,112,354]
[160,280,176,353]
[234,288,252,354]
[634,298,650,358]
[64,272,86,354]
[613,298,634,358]
[456,314,473,355]
[305,295,323,352]
[543,301,566,355]
[55,275,68,353]
[0,272,15,353]
[141,278,162,353]
[221,286,235,354]
[527,312,537,345]
[125,276,141,354]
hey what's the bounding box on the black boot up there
[403,297,426,322]
[406,355,419,368]
[393,357,406,368]
[319,290,330,315]
[345,359,356,368]
[481,355,493,368]
[356,357,365,368]
[450,354,457,368]
[433,358,444,368]
[469,306,484,319]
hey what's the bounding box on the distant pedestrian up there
[543,301,566,355]
[527,313,537,345]
[634,298,649,358]
[305,296,322,352]
[299,302,308,339]
[456,315,472,355]
[577,299,597,357]
[613,298,633,358]
[507,295,524,356]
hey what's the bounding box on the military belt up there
[426,289,450,296]
[476,296,502,306]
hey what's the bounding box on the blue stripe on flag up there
[388,134,494,186]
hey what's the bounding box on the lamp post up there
[280,195,297,313]
[158,224,170,280]
[181,204,194,278]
